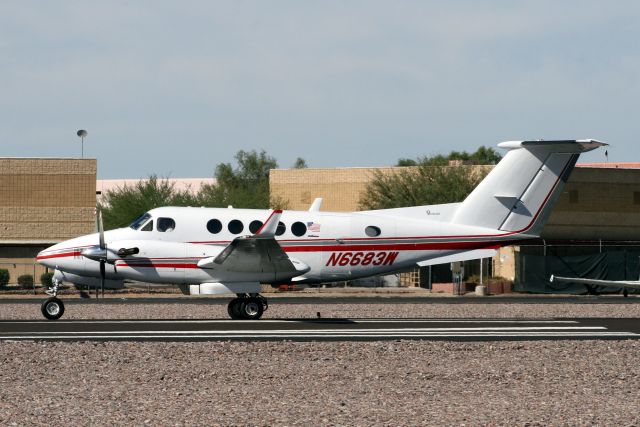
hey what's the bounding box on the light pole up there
[77,129,88,158]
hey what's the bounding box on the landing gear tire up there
[623,289,629,298]
[41,297,65,320]
[227,296,265,320]
[228,298,244,320]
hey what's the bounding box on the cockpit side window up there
[157,217,176,232]
[130,213,152,230]
[141,220,153,232]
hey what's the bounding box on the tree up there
[359,163,491,210]
[293,157,308,168]
[100,176,197,229]
[197,149,287,209]
[396,158,418,167]
[399,146,502,167]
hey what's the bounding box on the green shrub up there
[0,269,9,287]
[40,272,54,287]
[17,274,34,287]
[466,274,481,284]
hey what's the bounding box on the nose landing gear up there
[227,294,268,320]
[41,279,65,320]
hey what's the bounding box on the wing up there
[417,248,497,267]
[550,275,640,290]
[197,210,309,277]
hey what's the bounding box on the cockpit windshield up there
[129,213,152,230]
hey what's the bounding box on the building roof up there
[577,162,640,169]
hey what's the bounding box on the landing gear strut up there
[41,279,65,320]
[227,294,268,320]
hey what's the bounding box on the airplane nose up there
[36,244,60,268]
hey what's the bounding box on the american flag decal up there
[307,222,321,233]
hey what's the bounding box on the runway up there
[2,318,639,342]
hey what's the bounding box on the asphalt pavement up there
[2,317,639,342]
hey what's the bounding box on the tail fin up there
[451,139,606,236]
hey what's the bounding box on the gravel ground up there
[2,302,640,426]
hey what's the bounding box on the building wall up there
[270,167,403,212]
[0,158,96,283]
[542,168,640,240]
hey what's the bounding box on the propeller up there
[97,210,105,298]
[80,209,107,298]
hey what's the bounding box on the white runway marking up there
[1,326,607,335]
[1,332,637,340]
[0,319,581,324]
[1,319,636,341]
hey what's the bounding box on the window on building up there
[207,219,222,234]
[157,217,176,232]
[291,221,307,237]
[365,226,381,237]
[276,222,286,236]
[249,220,263,234]
[228,219,244,234]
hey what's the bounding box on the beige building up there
[0,158,97,283]
[271,167,402,212]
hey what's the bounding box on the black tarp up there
[514,250,640,294]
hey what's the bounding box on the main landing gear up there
[227,294,268,320]
[41,279,65,320]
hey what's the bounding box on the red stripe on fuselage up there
[36,250,82,261]
[116,262,199,269]
[282,241,502,253]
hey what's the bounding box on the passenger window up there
[228,219,244,234]
[365,226,381,237]
[249,220,263,234]
[157,217,176,232]
[207,219,222,234]
[291,221,307,237]
[141,221,153,232]
[276,222,286,236]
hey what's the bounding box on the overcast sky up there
[1,1,638,178]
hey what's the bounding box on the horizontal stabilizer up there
[550,275,640,290]
[417,249,497,267]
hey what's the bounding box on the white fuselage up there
[37,206,512,286]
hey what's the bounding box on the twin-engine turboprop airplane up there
[37,139,606,320]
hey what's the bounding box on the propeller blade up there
[97,210,105,250]
[100,260,105,299]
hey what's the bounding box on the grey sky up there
[1,1,638,178]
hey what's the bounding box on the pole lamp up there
[77,129,88,158]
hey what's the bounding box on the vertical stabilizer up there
[451,140,606,236]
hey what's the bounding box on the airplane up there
[550,274,640,297]
[36,139,606,320]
